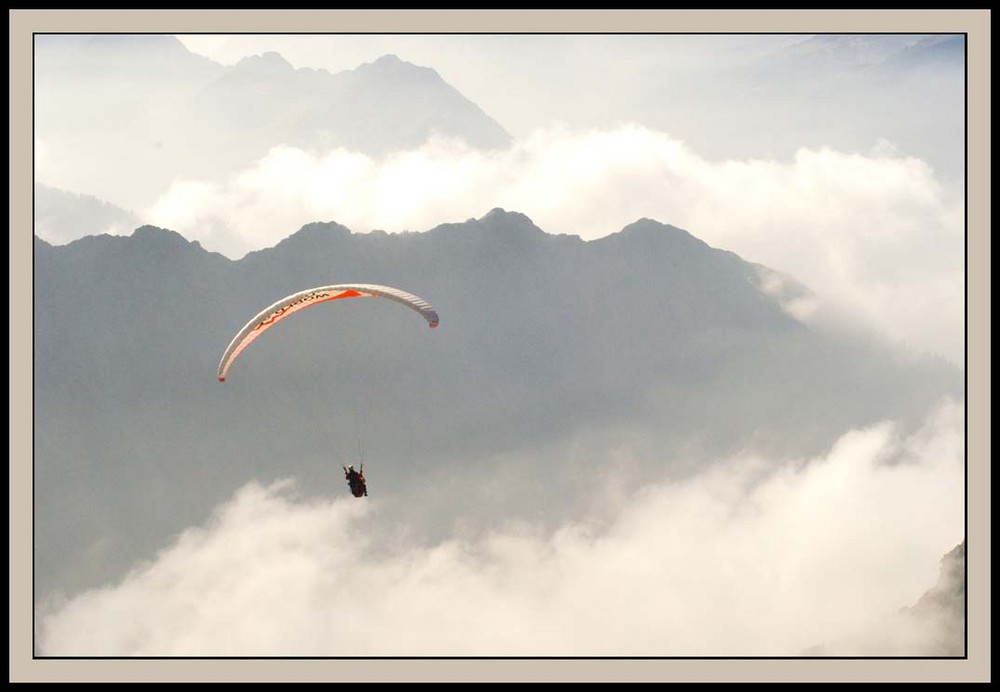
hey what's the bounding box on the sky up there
[21,22,981,675]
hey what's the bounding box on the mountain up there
[33,210,962,603]
[899,541,966,656]
[647,34,965,182]
[763,34,965,180]
[34,37,512,210]
[885,35,965,70]
[34,184,140,245]
[191,52,510,157]
[762,34,938,70]
[803,541,965,656]
[33,34,226,85]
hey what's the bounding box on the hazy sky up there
[27,27,972,669]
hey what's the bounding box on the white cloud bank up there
[143,126,964,365]
[38,398,964,657]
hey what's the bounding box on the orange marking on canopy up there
[255,289,366,330]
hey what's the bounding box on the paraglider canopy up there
[217,283,439,382]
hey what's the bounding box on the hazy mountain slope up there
[35,34,225,82]
[33,210,962,601]
[190,52,510,157]
[34,184,140,245]
[641,34,965,182]
[35,37,511,210]
[803,541,966,656]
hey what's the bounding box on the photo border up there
[10,9,990,682]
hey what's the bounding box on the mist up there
[37,398,963,657]
[134,126,963,365]
[173,33,963,181]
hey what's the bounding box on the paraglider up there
[344,465,367,498]
[217,283,439,383]
[217,283,439,498]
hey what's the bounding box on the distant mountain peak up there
[355,53,441,82]
[132,224,203,249]
[233,51,295,75]
[37,33,226,82]
[84,34,190,52]
[618,218,707,247]
[478,208,544,234]
[482,207,532,223]
[296,220,354,238]
[263,220,354,254]
[623,217,684,233]
[773,34,935,69]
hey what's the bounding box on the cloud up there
[37,398,964,657]
[142,126,964,364]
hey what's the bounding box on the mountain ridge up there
[33,209,962,606]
